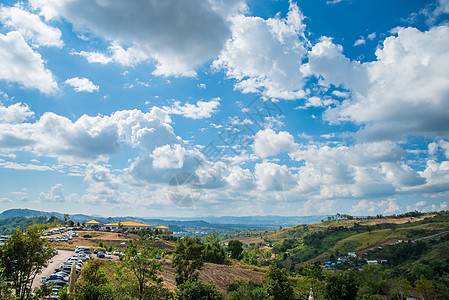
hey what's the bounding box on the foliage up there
[387,277,412,300]
[0,216,54,235]
[203,231,226,264]
[296,261,323,280]
[414,275,436,300]
[79,259,109,287]
[262,265,294,300]
[356,264,387,298]
[118,283,173,300]
[172,237,205,286]
[0,279,13,300]
[0,225,54,299]
[368,241,428,266]
[117,238,163,300]
[175,280,224,300]
[227,240,243,260]
[322,271,359,300]
[227,280,268,300]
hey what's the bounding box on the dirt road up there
[32,249,73,290]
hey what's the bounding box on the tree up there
[63,213,69,223]
[296,261,323,280]
[414,275,436,300]
[227,280,268,300]
[175,280,224,300]
[227,240,243,260]
[322,271,359,300]
[388,277,412,300]
[118,222,125,233]
[262,265,294,300]
[78,259,109,287]
[172,237,205,286]
[0,225,54,299]
[118,239,163,300]
[203,231,225,264]
[356,264,387,298]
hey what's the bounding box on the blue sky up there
[0,0,448,218]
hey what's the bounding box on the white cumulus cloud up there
[253,129,297,157]
[163,98,220,119]
[64,77,99,93]
[31,0,242,76]
[213,2,309,99]
[0,4,63,48]
[0,31,57,94]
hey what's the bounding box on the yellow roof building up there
[155,225,170,231]
[104,221,153,227]
[85,220,100,224]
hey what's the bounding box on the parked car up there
[112,250,120,255]
[44,278,67,287]
[105,252,112,259]
[72,253,89,261]
[66,257,83,265]
[46,274,68,282]
[97,251,105,258]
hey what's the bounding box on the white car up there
[66,258,83,265]
[105,252,112,259]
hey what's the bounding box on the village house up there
[101,221,154,232]
[84,220,100,229]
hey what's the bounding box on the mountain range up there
[0,208,332,230]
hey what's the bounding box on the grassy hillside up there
[220,211,449,272]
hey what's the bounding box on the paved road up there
[32,249,73,290]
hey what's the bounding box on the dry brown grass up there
[160,260,264,295]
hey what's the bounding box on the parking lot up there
[32,249,73,290]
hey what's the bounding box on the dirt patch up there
[160,261,264,296]
[359,239,402,254]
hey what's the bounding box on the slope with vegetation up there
[1,210,448,299]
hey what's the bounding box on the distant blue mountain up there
[0,208,331,229]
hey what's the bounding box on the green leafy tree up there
[175,280,224,300]
[356,264,387,298]
[118,239,163,300]
[203,231,225,264]
[118,222,125,233]
[262,265,294,300]
[0,279,13,300]
[32,283,55,299]
[227,240,243,260]
[0,226,53,299]
[227,280,268,300]
[388,277,412,300]
[322,271,359,300]
[414,275,436,300]
[172,237,205,286]
[78,259,109,287]
[296,261,323,280]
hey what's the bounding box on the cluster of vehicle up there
[40,246,90,299]
[43,227,79,242]
[0,235,11,247]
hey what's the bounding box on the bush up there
[175,280,224,300]
[227,281,268,300]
